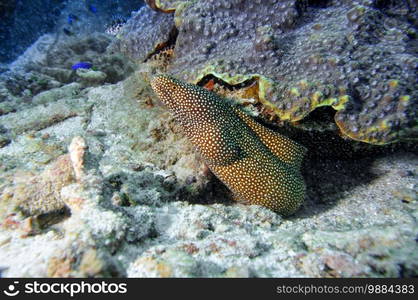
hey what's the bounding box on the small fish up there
[88,4,98,13]
[71,62,93,70]
[67,13,78,25]
[105,16,127,36]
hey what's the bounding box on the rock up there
[32,83,81,105]
[76,69,107,86]
[0,154,74,219]
[41,67,74,84]
[392,188,417,203]
[113,6,175,62]
[47,256,74,278]
[68,136,87,182]
[0,98,88,138]
[224,266,250,278]
[77,248,106,277]
[0,136,11,148]
[60,184,86,213]
[128,249,199,277]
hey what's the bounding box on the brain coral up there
[135,0,417,145]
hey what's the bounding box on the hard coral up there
[163,0,417,145]
[117,0,416,145]
[115,6,175,62]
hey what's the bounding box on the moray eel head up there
[151,75,198,112]
[150,74,180,107]
[151,74,224,121]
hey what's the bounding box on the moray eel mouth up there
[151,74,215,116]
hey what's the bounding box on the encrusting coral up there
[151,74,306,215]
[130,0,417,145]
[114,6,175,63]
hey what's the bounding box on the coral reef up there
[114,6,176,63]
[0,32,135,120]
[0,64,416,277]
[0,154,73,217]
[0,0,417,279]
[76,69,107,86]
[129,0,418,145]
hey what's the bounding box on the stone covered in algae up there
[0,32,134,120]
[0,154,74,218]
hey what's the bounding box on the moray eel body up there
[151,75,307,215]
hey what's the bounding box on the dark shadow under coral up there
[181,172,235,207]
[197,148,383,218]
[294,155,378,219]
[276,105,417,218]
[192,108,417,218]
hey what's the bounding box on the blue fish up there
[71,62,93,70]
[88,4,98,13]
[67,13,78,25]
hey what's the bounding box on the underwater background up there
[0,0,417,277]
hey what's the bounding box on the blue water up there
[0,0,143,64]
